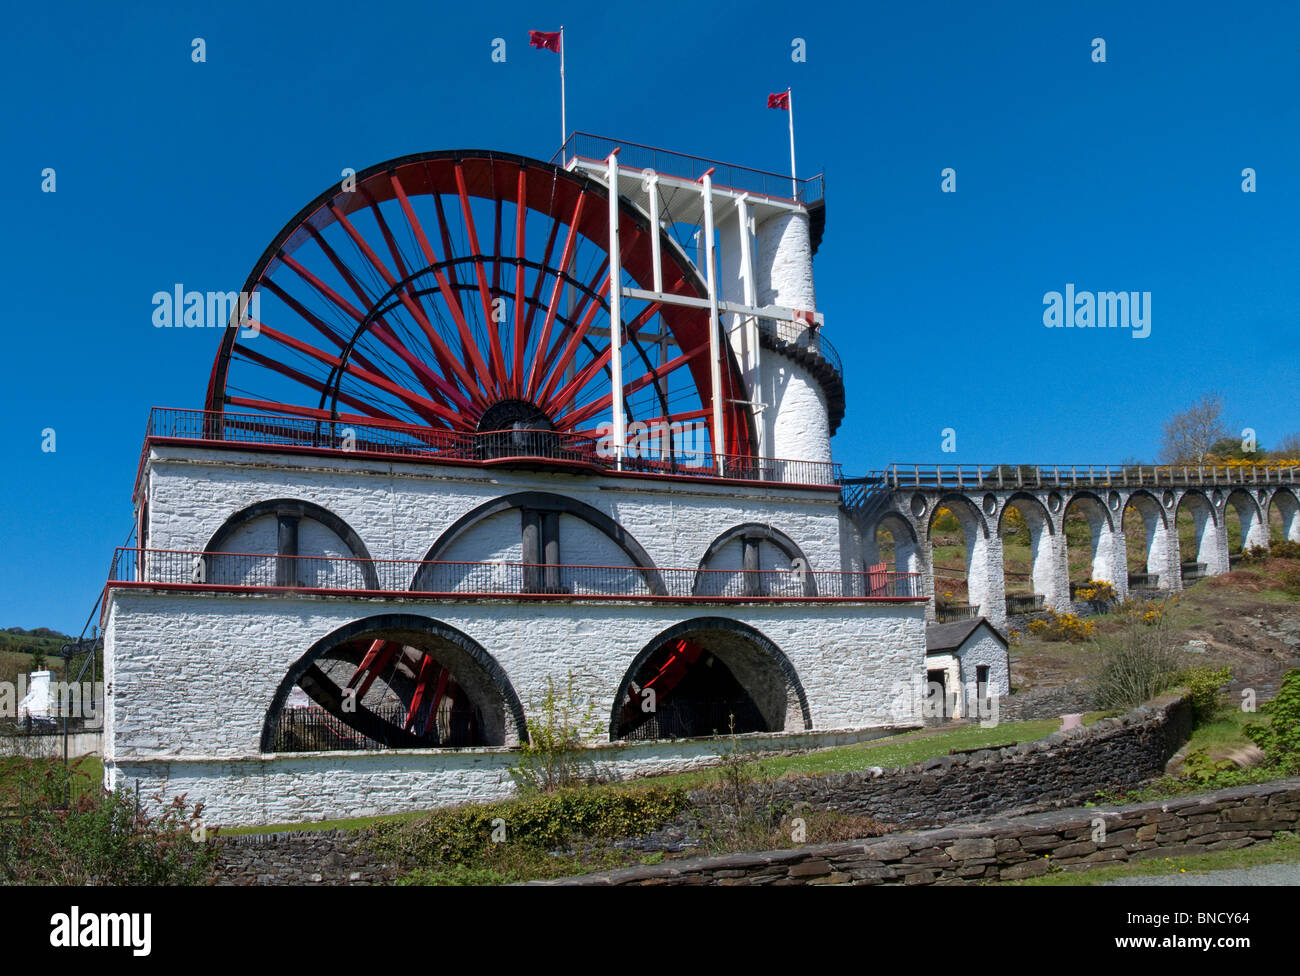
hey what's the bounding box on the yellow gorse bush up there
[1025,610,1096,642]
[1074,579,1117,603]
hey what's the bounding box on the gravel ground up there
[1102,862,1300,885]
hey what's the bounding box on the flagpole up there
[559,26,567,162]
[786,87,797,198]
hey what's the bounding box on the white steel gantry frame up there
[598,151,823,467]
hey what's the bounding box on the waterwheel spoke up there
[524,192,586,400]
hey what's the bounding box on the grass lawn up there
[0,753,102,806]
[1003,831,1300,886]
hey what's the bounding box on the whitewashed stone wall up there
[761,359,833,471]
[103,589,926,825]
[140,447,845,575]
[107,726,903,828]
[752,210,831,467]
[950,628,1011,698]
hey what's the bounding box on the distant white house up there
[17,670,53,721]
[924,619,1011,720]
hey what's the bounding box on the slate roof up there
[925,617,1007,653]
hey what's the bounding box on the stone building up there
[101,139,956,826]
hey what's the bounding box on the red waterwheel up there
[205,151,756,458]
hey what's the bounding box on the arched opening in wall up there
[1062,492,1120,599]
[927,498,988,621]
[610,618,810,741]
[1225,490,1267,560]
[873,514,920,575]
[203,499,378,589]
[261,615,525,753]
[997,495,1053,614]
[1122,491,1172,593]
[693,523,816,597]
[1175,491,1219,582]
[1270,489,1300,545]
[413,490,665,597]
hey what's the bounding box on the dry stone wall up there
[535,777,1300,886]
[683,692,1193,829]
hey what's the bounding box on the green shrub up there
[1279,569,1300,597]
[1177,666,1232,725]
[1245,669,1300,770]
[1179,748,1241,785]
[1240,544,1271,565]
[1093,611,1182,710]
[366,785,687,869]
[509,672,603,794]
[1270,539,1300,560]
[0,761,215,885]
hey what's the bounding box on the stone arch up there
[871,511,922,575]
[1063,490,1123,593]
[608,617,812,740]
[414,490,666,595]
[204,497,379,589]
[260,613,527,752]
[927,493,996,617]
[692,522,816,596]
[929,493,991,539]
[1269,487,1300,543]
[1123,489,1174,590]
[996,492,1059,609]
[1176,489,1225,577]
[1225,488,1269,553]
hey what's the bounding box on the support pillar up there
[275,504,303,587]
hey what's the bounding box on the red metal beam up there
[227,346,422,427]
[253,321,465,428]
[511,169,528,398]
[544,301,663,415]
[534,267,611,408]
[554,342,703,430]
[404,654,443,732]
[525,191,587,400]
[390,175,495,407]
[454,163,508,398]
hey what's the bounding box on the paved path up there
[1103,862,1300,885]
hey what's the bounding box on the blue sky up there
[2,1,1298,633]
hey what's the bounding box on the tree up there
[1159,393,1229,465]
[1207,436,1266,462]
[1272,432,1300,460]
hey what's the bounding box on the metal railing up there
[270,702,478,752]
[143,407,842,487]
[553,132,825,205]
[935,604,980,623]
[756,317,842,379]
[1005,593,1045,614]
[107,548,925,602]
[619,698,767,741]
[853,463,1299,493]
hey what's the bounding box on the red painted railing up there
[107,548,925,602]
[141,408,842,488]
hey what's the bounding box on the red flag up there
[767,91,790,110]
[529,30,561,53]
